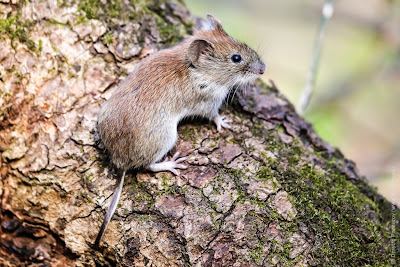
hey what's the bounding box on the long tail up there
[94,170,126,249]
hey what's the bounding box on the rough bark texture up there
[0,0,399,266]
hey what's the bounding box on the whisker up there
[229,79,241,104]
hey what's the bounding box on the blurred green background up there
[186,0,400,205]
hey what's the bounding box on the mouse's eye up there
[231,54,242,63]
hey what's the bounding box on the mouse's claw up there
[147,152,187,175]
[214,114,232,132]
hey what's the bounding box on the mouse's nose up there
[258,61,266,75]
[250,61,266,75]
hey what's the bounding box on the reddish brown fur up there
[97,15,265,171]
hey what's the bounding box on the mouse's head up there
[188,15,265,88]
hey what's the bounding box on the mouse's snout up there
[258,61,266,75]
[249,61,266,75]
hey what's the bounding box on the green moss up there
[156,16,182,45]
[209,200,218,212]
[256,79,276,94]
[75,0,191,46]
[155,174,177,195]
[85,173,94,184]
[250,118,266,137]
[0,13,40,54]
[218,126,398,265]
[146,0,192,45]
[103,32,114,45]
[76,0,115,21]
[282,160,397,265]
[180,127,196,140]
[139,214,153,221]
[256,165,274,181]
[161,174,171,187]
[134,191,154,206]
[249,240,264,263]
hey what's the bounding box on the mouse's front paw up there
[214,114,232,132]
[147,152,187,175]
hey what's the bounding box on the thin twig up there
[297,0,335,115]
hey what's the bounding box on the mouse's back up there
[96,45,192,170]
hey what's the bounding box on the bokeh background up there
[186,0,400,205]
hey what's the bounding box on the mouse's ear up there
[200,14,224,32]
[188,39,215,64]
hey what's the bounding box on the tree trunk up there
[0,0,398,266]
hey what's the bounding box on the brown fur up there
[97,15,265,171]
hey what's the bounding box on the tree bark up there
[0,0,398,266]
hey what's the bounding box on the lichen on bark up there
[0,0,399,266]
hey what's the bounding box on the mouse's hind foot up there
[147,152,187,175]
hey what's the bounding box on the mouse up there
[94,14,266,248]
